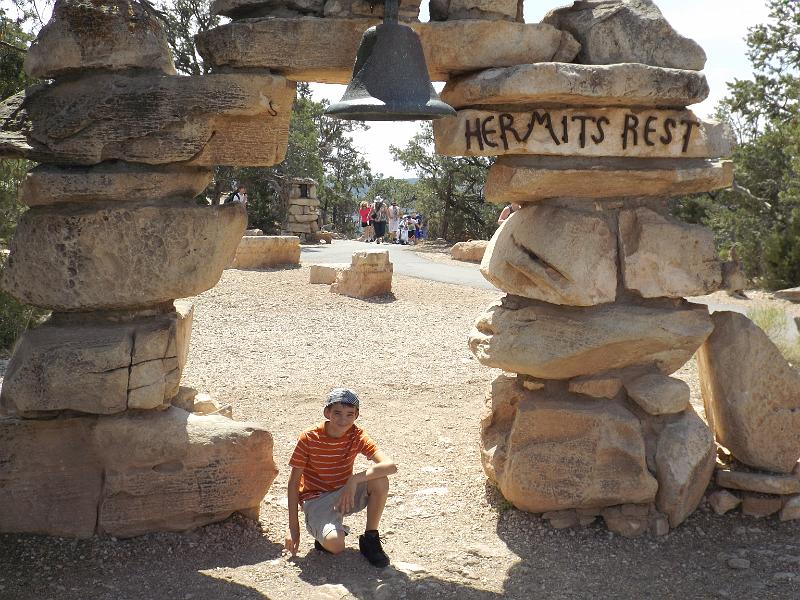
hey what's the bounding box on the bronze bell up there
[324,0,456,121]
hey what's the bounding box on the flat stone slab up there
[195,18,579,84]
[774,287,800,302]
[625,373,690,416]
[441,63,709,109]
[24,0,176,79]
[0,72,295,167]
[484,156,733,204]
[2,202,245,311]
[0,408,278,538]
[469,296,713,379]
[232,235,301,269]
[0,303,193,416]
[431,0,521,21]
[212,0,324,18]
[434,107,734,159]
[20,164,213,206]
[717,469,800,495]
[309,263,348,284]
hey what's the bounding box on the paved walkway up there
[301,239,496,291]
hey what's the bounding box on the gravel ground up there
[1,266,799,600]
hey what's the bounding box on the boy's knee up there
[367,476,390,496]
[322,531,346,554]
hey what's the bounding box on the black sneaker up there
[314,539,332,554]
[359,533,390,568]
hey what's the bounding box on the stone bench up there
[309,263,349,285]
[231,235,300,269]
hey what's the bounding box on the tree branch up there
[0,40,26,53]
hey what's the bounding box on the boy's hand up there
[335,478,357,514]
[285,523,300,556]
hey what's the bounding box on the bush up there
[0,289,46,353]
[746,305,800,366]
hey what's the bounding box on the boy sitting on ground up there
[285,388,397,567]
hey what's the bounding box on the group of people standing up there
[358,196,423,245]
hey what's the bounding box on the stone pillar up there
[435,3,738,536]
[0,0,294,537]
[284,177,321,243]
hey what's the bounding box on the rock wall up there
[444,0,740,536]
[0,0,284,538]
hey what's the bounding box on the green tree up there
[154,0,218,75]
[674,0,799,288]
[391,124,495,241]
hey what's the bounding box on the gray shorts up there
[303,482,370,541]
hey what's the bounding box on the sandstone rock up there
[625,373,690,415]
[469,296,712,379]
[331,251,393,298]
[619,207,722,298]
[600,506,649,537]
[484,156,733,204]
[2,202,245,311]
[542,0,706,70]
[717,470,800,495]
[698,311,800,473]
[441,63,709,109]
[309,263,349,284]
[480,375,657,513]
[433,107,734,159]
[451,240,488,262]
[654,407,716,527]
[740,493,783,518]
[542,509,579,529]
[480,205,617,306]
[24,0,176,79]
[195,19,579,84]
[708,489,741,515]
[1,72,295,167]
[0,304,193,415]
[19,164,213,207]
[212,0,324,18]
[323,0,421,20]
[0,416,102,537]
[520,377,545,391]
[430,0,522,21]
[172,386,199,412]
[192,393,232,418]
[231,236,301,269]
[568,374,622,399]
[773,287,800,303]
[779,495,800,521]
[95,407,278,537]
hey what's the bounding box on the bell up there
[324,0,456,121]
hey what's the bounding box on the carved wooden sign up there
[433,108,733,159]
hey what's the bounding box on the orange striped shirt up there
[289,422,378,503]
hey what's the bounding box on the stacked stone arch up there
[1,0,798,537]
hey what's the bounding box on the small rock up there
[717,469,800,495]
[708,490,741,515]
[772,572,796,581]
[727,557,751,570]
[779,495,800,522]
[741,493,783,518]
[543,510,579,529]
[394,562,427,575]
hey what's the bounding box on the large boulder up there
[698,311,800,473]
[195,19,579,84]
[0,303,193,416]
[484,156,732,204]
[653,407,716,527]
[451,240,488,262]
[542,0,706,70]
[231,236,301,269]
[441,63,709,109]
[480,205,617,306]
[212,0,324,18]
[331,251,393,298]
[0,416,102,537]
[481,375,657,512]
[619,207,722,298]
[0,72,295,167]
[430,0,522,21]
[469,296,713,379]
[24,0,176,79]
[95,408,278,537]
[2,202,246,311]
[0,408,278,538]
[20,164,213,206]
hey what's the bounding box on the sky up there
[314,0,773,178]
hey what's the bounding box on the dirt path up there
[1,267,798,600]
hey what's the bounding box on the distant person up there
[399,215,410,245]
[372,197,389,244]
[224,184,248,206]
[388,200,401,244]
[285,388,397,568]
[497,202,520,225]
[358,201,372,242]
[412,212,423,244]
